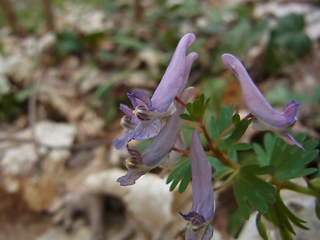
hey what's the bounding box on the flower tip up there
[282,99,301,121]
[221,53,243,77]
[221,53,236,64]
[279,131,305,151]
[113,138,126,150]
[187,52,199,61]
[180,33,196,50]
[117,176,136,186]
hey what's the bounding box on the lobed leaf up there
[253,133,318,180]
[233,164,276,219]
[166,158,192,193]
[180,94,210,122]
[264,192,309,238]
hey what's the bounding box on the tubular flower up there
[117,87,195,186]
[180,129,215,240]
[222,53,304,150]
[113,33,198,150]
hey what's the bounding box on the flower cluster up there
[113,33,198,150]
[113,33,304,240]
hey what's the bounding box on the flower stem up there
[182,120,203,132]
[172,147,190,156]
[271,179,319,197]
[199,119,239,170]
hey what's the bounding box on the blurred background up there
[0,0,319,239]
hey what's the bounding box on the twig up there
[271,179,319,197]
[171,147,189,156]
[0,0,26,36]
[199,119,239,170]
[42,0,55,31]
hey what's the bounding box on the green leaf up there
[218,118,251,150]
[256,214,269,240]
[265,13,311,74]
[213,18,268,72]
[227,143,252,151]
[166,158,192,193]
[208,156,229,178]
[232,113,241,125]
[56,31,83,57]
[218,105,234,134]
[180,94,210,122]
[233,164,276,219]
[264,192,309,237]
[254,133,318,180]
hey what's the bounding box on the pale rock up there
[254,2,312,18]
[85,169,176,239]
[1,121,76,177]
[305,9,320,40]
[2,53,34,82]
[0,74,10,94]
[2,143,39,176]
[21,36,39,57]
[78,11,106,34]
[109,147,128,167]
[38,32,56,53]
[237,212,277,240]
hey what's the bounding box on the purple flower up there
[114,33,198,150]
[180,129,215,240]
[117,87,195,186]
[222,53,304,150]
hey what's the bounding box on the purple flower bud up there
[117,87,195,186]
[180,129,215,240]
[113,33,198,150]
[222,53,304,150]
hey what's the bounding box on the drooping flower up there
[221,53,304,150]
[113,33,198,150]
[117,87,195,186]
[180,129,215,240]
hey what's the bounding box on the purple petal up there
[189,129,215,221]
[114,118,162,150]
[282,99,300,123]
[113,130,135,150]
[221,54,298,129]
[202,225,214,240]
[117,87,195,186]
[130,89,154,110]
[278,131,305,151]
[178,52,199,96]
[141,87,195,167]
[133,118,162,140]
[120,104,139,125]
[185,223,213,240]
[117,170,147,186]
[151,33,196,112]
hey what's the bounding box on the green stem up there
[199,119,239,170]
[271,179,319,197]
[214,169,238,191]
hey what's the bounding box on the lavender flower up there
[117,87,195,186]
[180,129,215,240]
[114,33,198,150]
[222,53,304,150]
